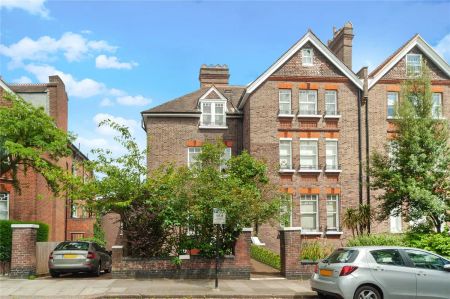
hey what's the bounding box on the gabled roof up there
[0,77,14,94]
[142,85,245,115]
[199,86,228,101]
[238,30,364,109]
[368,34,450,89]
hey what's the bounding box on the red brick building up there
[0,76,95,242]
[142,23,450,252]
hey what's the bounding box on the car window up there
[405,249,449,271]
[55,242,89,251]
[326,249,359,263]
[370,249,405,266]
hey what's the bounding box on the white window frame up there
[325,139,339,171]
[279,139,293,171]
[326,195,339,231]
[390,209,403,233]
[199,100,227,128]
[406,54,422,76]
[325,91,338,116]
[280,194,293,227]
[432,93,443,119]
[187,147,202,168]
[299,90,318,116]
[301,48,314,66]
[278,89,292,115]
[387,92,399,119]
[71,203,78,219]
[299,139,318,170]
[0,192,10,220]
[300,194,319,232]
[220,147,232,171]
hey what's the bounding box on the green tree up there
[0,92,74,193]
[370,65,450,232]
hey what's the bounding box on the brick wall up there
[10,224,38,278]
[112,229,252,279]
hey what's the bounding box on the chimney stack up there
[328,22,354,70]
[199,64,229,87]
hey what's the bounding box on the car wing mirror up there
[444,264,450,272]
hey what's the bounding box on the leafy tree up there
[370,65,450,232]
[0,92,74,193]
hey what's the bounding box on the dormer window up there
[302,48,314,66]
[200,101,226,128]
[406,54,422,76]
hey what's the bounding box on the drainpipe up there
[363,68,370,233]
[357,89,363,205]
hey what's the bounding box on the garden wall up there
[112,228,252,279]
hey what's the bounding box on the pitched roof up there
[368,34,450,89]
[238,30,364,109]
[142,85,245,115]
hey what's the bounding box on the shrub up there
[250,245,280,270]
[0,220,49,262]
[300,240,335,261]
[78,237,106,247]
[347,234,406,247]
[404,232,450,257]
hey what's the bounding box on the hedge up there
[250,244,281,270]
[0,220,49,262]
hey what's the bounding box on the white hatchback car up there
[310,246,450,299]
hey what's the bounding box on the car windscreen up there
[55,242,89,251]
[325,249,359,263]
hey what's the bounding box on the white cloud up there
[100,98,114,107]
[116,95,151,106]
[76,136,108,150]
[109,88,127,97]
[0,32,117,68]
[0,0,49,18]
[93,113,138,136]
[25,64,106,98]
[12,76,33,84]
[95,54,138,70]
[435,33,450,61]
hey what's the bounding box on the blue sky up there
[1,0,449,156]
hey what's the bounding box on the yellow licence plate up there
[320,269,333,277]
[63,254,78,259]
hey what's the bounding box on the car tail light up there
[87,251,96,259]
[314,264,318,273]
[49,252,53,260]
[340,265,358,276]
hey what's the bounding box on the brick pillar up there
[234,228,252,279]
[279,227,302,279]
[10,224,39,278]
[111,245,123,278]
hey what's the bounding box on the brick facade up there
[10,224,39,278]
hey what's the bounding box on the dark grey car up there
[48,241,112,278]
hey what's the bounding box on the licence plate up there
[320,269,333,277]
[63,254,78,259]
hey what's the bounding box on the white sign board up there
[213,208,226,225]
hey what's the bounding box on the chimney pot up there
[328,22,354,69]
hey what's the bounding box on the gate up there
[36,242,59,275]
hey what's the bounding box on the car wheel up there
[354,285,382,299]
[50,270,60,278]
[93,261,101,277]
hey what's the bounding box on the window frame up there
[301,48,314,66]
[432,92,443,119]
[299,139,319,170]
[300,194,319,232]
[280,194,293,227]
[389,209,403,233]
[403,249,450,272]
[187,147,202,168]
[279,139,293,171]
[220,147,232,171]
[406,54,422,77]
[326,195,339,231]
[325,90,338,116]
[387,92,399,119]
[370,249,407,267]
[299,90,318,115]
[199,100,227,128]
[278,89,292,115]
[325,139,339,170]
[0,192,10,220]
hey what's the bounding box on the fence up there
[36,242,59,275]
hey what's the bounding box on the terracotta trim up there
[186,140,204,147]
[269,76,349,83]
[326,188,341,195]
[386,85,401,92]
[299,83,308,90]
[278,82,292,89]
[324,132,339,139]
[324,84,338,90]
[277,132,294,138]
[224,140,233,147]
[431,86,444,93]
[298,132,321,138]
[377,79,450,85]
[299,187,320,194]
[279,128,340,132]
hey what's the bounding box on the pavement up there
[0,276,317,298]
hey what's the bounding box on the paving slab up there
[0,277,317,298]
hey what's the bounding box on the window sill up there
[324,169,342,174]
[279,169,296,174]
[325,231,343,235]
[324,114,341,119]
[297,114,322,119]
[298,169,322,174]
[198,125,228,130]
[301,231,323,236]
[278,114,295,118]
